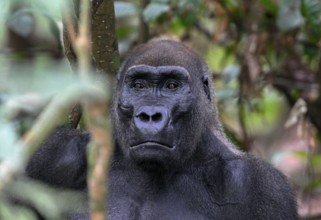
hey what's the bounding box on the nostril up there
[138,112,150,122]
[136,112,163,123]
[134,107,168,134]
[152,113,162,122]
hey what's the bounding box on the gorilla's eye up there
[166,82,179,90]
[133,82,145,89]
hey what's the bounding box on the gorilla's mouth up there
[130,141,174,150]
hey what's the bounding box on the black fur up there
[27,40,297,220]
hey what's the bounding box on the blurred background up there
[0,0,321,219]
[116,1,321,218]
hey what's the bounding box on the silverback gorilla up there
[27,39,297,219]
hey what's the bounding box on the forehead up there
[123,40,203,74]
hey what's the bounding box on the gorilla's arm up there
[248,157,297,219]
[197,133,297,219]
[26,127,90,189]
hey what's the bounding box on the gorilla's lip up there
[130,141,174,149]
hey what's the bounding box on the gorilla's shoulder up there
[203,153,291,194]
[202,153,297,217]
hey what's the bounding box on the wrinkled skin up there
[27,40,298,220]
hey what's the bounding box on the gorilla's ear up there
[202,75,211,101]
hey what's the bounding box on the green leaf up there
[293,150,308,161]
[293,150,321,167]
[115,1,138,18]
[221,0,238,9]
[244,88,285,135]
[304,178,321,190]
[143,2,170,22]
[302,0,321,37]
[259,0,277,14]
[37,0,63,10]
[170,17,185,35]
[0,122,20,164]
[0,200,37,220]
[222,65,240,84]
[153,0,170,3]
[8,11,34,38]
[0,68,74,95]
[311,154,321,167]
[16,0,65,19]
[4,178,86,219]
[0,1,10,44]
[277,0,304,32]
[177,0,199,10]
[205,46,236,72]
[117,26,137,40]
[302,0,321,25]
[216,89,236,100]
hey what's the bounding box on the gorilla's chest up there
[107,169,243,220]
[108,184,209,220]
[132,191,209,220]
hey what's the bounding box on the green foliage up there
[259,0,277,14]
[115,2,138,18]
[277,0,304,32]
[1,178,85,220]
[35,0,64,18]
[295,151,321,172]
[143,2,170,22]
[8,11,34,37]
[302,0,321,43]
[0,200,38,220]
[205,46,236,72]
[0,1,10,44]
[302,0,321,29]
[0,122,20,164]
[243,89,285,134]
[0,0,320,217]
[219,0,238,8]
[294,151,321,190]
[0,1,105,218]
[169,17,186,35]
[221,87,285,135]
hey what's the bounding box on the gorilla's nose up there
[134,106,169,134]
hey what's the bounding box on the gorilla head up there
[112,39,222,171]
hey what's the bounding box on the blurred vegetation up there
[0,0,111,219]
[115,0,321,218]
[1,0,321,219]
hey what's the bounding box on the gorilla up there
[27,39,297,219]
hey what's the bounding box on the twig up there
[63,1,82,128]
[63,5,77,44]
[72,0,112,220]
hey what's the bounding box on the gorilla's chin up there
[129,142,176,171]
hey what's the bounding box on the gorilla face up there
[116,65,197,170]
[112,40,216,171]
